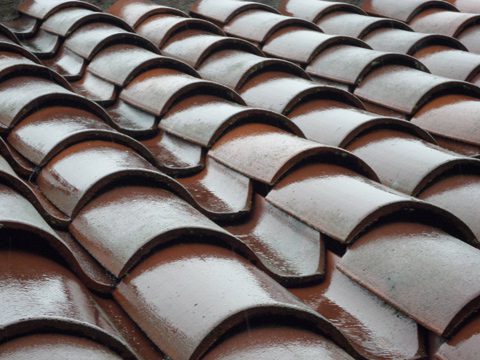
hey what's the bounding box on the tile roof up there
[0,0,480,359]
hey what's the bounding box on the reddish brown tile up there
[42,47,85,79]
[409,8,478,38]
[71,72,117,105]
[434,313,480,359]
[108,0,187,29]
[106,100,157,135]
[2,15,38,38]
[339,221,480,337]
[279,0,364,22]
[447,0,480,12]
[20,29,60,58]
[18,0,100,20]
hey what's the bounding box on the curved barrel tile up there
[316,11,411,39]
[226,193,325,286]
[163,29,263,68]
[291,251,426,360]
[141,130,204,175]
[0,42,40,63]
[71,72,117,105]
[36,140,187,217]
[120,67,244,117]
[41,7,132,37]
[178,158,252,219]
[0,182,116,291]
[240,71,364,115]
[191,0,280,26]
[2,15,39,38]
[106,100,157,135]
[198,49,309,90]
[136,14,223,48]
[0,333,126,360]
[204,324,354,360]
[447,0,480,12]
[18,0,100,19]
[70,185,235,278]
[266,162,473,244]
[7,106,131,166]
[434,313,480,360]
[419,173,480,241]
[108,0,187,29]
[114,241,347,360]
[360,0,457,22]
[19,29,60,58]
[279,0,365,22]
[0,248,134,358]
[263,26,369,65]
[409,8,478,38]
[288,98,434,147]
[364,27,467,55]
[160,94,302,148]
[346,128,480,195]
[338,221,480,337]
[414,45,480,84]
[412,94,480,156]
[43,47,86,80]
[307,46,427,90]
[88,43,195,87]
[354,64,480,117]
[457,23,480,54]
[224,10,320,45]
[209,123,376,185]
[64,22,157,60]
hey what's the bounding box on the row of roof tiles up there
[0,0,480,359]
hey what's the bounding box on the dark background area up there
[0,0,360,20]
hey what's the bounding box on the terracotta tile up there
[307,45,426,90]
[346,128,480,195]
[338,221,480,337]
[209,122,375,185]
[70,185,232,278]
[0,333,125,360]
[447,0,480,13]
[0,47,37,69]
[240,71,364,115]
[198,49,308,90]
[291,251,426,360]
[136,14,223,48]
[120,67,243,117]
[456,24,480,54]
[224,9,320,45]
[41,7,132,37]
[114,242,342,360]
[0,248,134,357]
[106,100,157,135]
[178,157,252,219]
[191,0,280,26]
[18,0,100,20]
[419,173,480,241]
[203,324,354,360]
[88,43,195,87]
[64,22,157,60]
[160,94,301,148]
[20,29,60,58]
[71,72,117,105]
[317,11,411,39]
[434,313,480,359]
[108,0,187,29]
[414,45,480,82]
[354,64,480,116]
[2,15,39,38]
[140,130,204,175]
[364,27,467,55]
[288,98,433,147]
[226,193,325,286]
[360,0,457,23]
[279,0,364,23]
[163,29,262,68]
[36,140,185,217]
[0,24,21,44]
[6,106,119,166]
[263,26,369,65]
[412,94,480,154]
[409,8,478,37]
[0,75,72,129]
[42,47,85,79]
[267,162,472,244]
